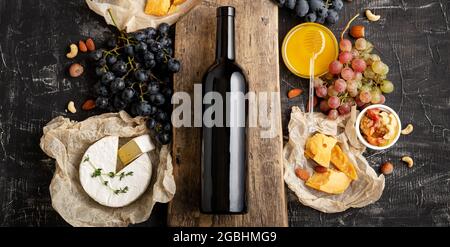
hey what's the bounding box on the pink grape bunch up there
[315,37,394,120]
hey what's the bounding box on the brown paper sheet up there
[40,111,175,227]
[85,0,202,33]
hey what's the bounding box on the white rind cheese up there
[79,136,152,208]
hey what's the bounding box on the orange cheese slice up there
[145,0,171,16]
[172,0,187,5]
[330,145,358,180]
[305,169,352,194]
[305,133,337,168]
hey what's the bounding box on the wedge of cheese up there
[79,136,152,208]
[305,133,337,167]
[305,169,352,194]
[118,135,155,167]
[330,145,358,180]
[145,0,171,16]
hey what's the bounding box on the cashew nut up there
[366,10,381,22]
[401,124,414,135]
[66,44,78,59]
[67,101,77,113]
[402,156,414,168]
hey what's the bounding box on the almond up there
[79,40,88,53]
[69,63,84,78]
[82,99,96,111]
[86,38,96,51]
[295,168,310,181]
[288,88,303,99]
[314,166,328,173]
[350,25,365,39]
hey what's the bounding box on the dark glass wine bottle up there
[201,6,248,214]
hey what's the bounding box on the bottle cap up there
[217,6,235,17]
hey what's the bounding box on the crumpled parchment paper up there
[40,111,176,227]
[86,0,202,33]
[283,106,385,213]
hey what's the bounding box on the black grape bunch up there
[89,23,179,145]
[273,0,344,24]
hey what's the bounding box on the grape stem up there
[340,13,360,41]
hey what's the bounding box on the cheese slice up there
[79,136,152,208]
[118,135,155,167]
[145,0,171,16]
[172,0,187,5]
[330,145,358,180]
[305,169,352,195]
[305,133,337,167]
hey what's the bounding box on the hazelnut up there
[314,166,328,173]
[350,25,365,39]
[380,162,394,175]
[69,63,84,78]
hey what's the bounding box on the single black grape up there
[155,111,168,122]
[135,42,148,53]
[95,97,109,109]
[331,0,344,11]
[309,0,325,11]
[159,37,172,48]
[106,55,117,65]
[295,0,309,17]
[153,93,166,106]
[90,49,103,61]
[121,88,136,102]
[147,81,160,94]
[134,69,148,82]
[150,41,163,53]
[145,27,157,39]
[124,44,135,56]
[168,59,181,73]
[110,78,126,93]
[305,12,317,22]
[285,0,296,10]
[97,58,107,67]
[158,23,170,36]
[134,32,146,42]
[163,122,172,132]
[95,67,107,77]
[156,131,171,145]
[155,51,166,63]
[101,72,115,84]
[144,59,156,69]
[136,101,153,116]
[146,118,157,129]
[317,7,328,18]
[112,60,127,74]
[326,9,339,24]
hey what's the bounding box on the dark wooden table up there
[0,0,449,227]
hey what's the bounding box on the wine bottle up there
[201,6,248,214]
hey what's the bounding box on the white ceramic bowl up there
[355,104,402,150]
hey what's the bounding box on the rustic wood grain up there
[168,0,287,227]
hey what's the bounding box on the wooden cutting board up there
[168,0,287,227]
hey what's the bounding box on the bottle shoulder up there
[203,60,246,81]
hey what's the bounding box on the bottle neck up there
[216,15,235,61]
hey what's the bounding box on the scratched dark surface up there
[0,0,449,227]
